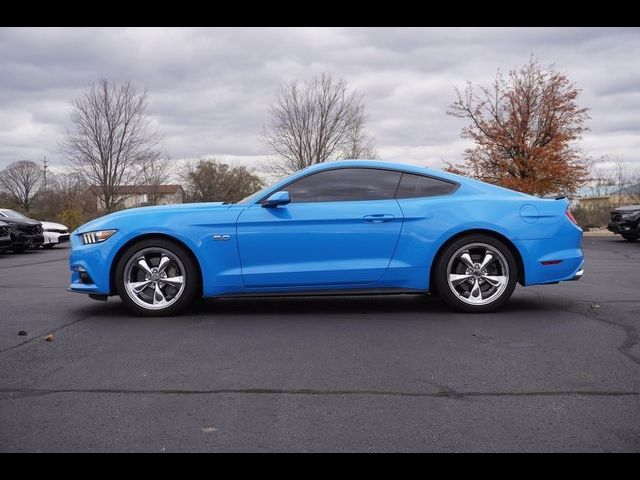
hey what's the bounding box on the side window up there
[395,173,457,198]
[281,168,402,203]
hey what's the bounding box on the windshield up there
[237,183,276,205]
[0,209,28,219]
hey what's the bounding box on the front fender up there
[69,206,245,296]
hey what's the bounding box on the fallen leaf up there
[44,334,54,342]
[18,331,27,336]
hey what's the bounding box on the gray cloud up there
[0,27,639,176]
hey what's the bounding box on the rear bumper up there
[568,264,584,281]
[517,219,584,286]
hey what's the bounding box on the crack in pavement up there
[1,387,639,399]
[524,290,640,367]
[586,303,640,366]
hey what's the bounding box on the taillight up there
[566,207,577,225]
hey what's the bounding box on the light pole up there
[43,156,48,191]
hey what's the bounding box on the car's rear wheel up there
[434,235,518,313]
[115,238,199,316]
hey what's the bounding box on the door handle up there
[363,214,395,223]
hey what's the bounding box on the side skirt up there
[213,287,427,299]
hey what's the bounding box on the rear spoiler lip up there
[541,194,567,200]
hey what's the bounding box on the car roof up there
[301,160,469,183]
[300,160,519,194]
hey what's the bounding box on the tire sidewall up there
[434,235,518,313]
[115,238,199,316]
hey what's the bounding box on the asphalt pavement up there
[0,235,639,452]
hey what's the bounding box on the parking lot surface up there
[1,236,639,452]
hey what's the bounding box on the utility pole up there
[43,156,48,191]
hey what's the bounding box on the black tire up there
[622,234,638,242]
[114,238,199,316]
[434,234,518,313]
[12,246,26,253]
[42,243,55,249]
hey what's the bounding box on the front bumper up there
[68,231,119,295]
[0,236,11,250]
[44,231,70,245]
[12,233,44,248]
[608,221,638,235]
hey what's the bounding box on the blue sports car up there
[69,160,584,315]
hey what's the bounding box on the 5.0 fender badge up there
[213,234,231,241]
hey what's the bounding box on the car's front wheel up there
[114,238,199,316]
[434,235,518,313]
[621,234,638,242]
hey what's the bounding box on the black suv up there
[608,205,640,241]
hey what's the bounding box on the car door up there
[236,167,404,288]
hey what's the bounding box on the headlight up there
[81,229,117,245]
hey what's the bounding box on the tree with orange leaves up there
[446,57,590,196]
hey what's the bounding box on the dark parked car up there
[0,220,12,252]
[0,211,44,252]
[608,205,640,241]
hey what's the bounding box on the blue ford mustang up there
[69,160,584,315]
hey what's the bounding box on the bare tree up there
[263,73,373,177]
[138,153,174,205]
[628,172,640,204]
[339,104,377,159]
[62,80,163,212]
[180,159,264,203]
[587,162,615,198]
[0,160,44,212]
[32,170,91,222]
[612,157,629,206]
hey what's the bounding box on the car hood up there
[75,202,231,233]
[41,221,68,230]
[0,217,41,227]
[613,205,640,213]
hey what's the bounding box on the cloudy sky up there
[1,27,639,177]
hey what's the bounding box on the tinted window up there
[395,173,457,198]
[280,168,402,203]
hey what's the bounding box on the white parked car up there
[40,221,70,248]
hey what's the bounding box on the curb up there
[583,230,616,237]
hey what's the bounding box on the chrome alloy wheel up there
[446,242,509,306]
[123,247,186,310]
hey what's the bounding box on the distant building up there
[90,185,184,211]
[575,183,640,211]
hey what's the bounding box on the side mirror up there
[262,191,290,208]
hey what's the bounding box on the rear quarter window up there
[395,173,458,198]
